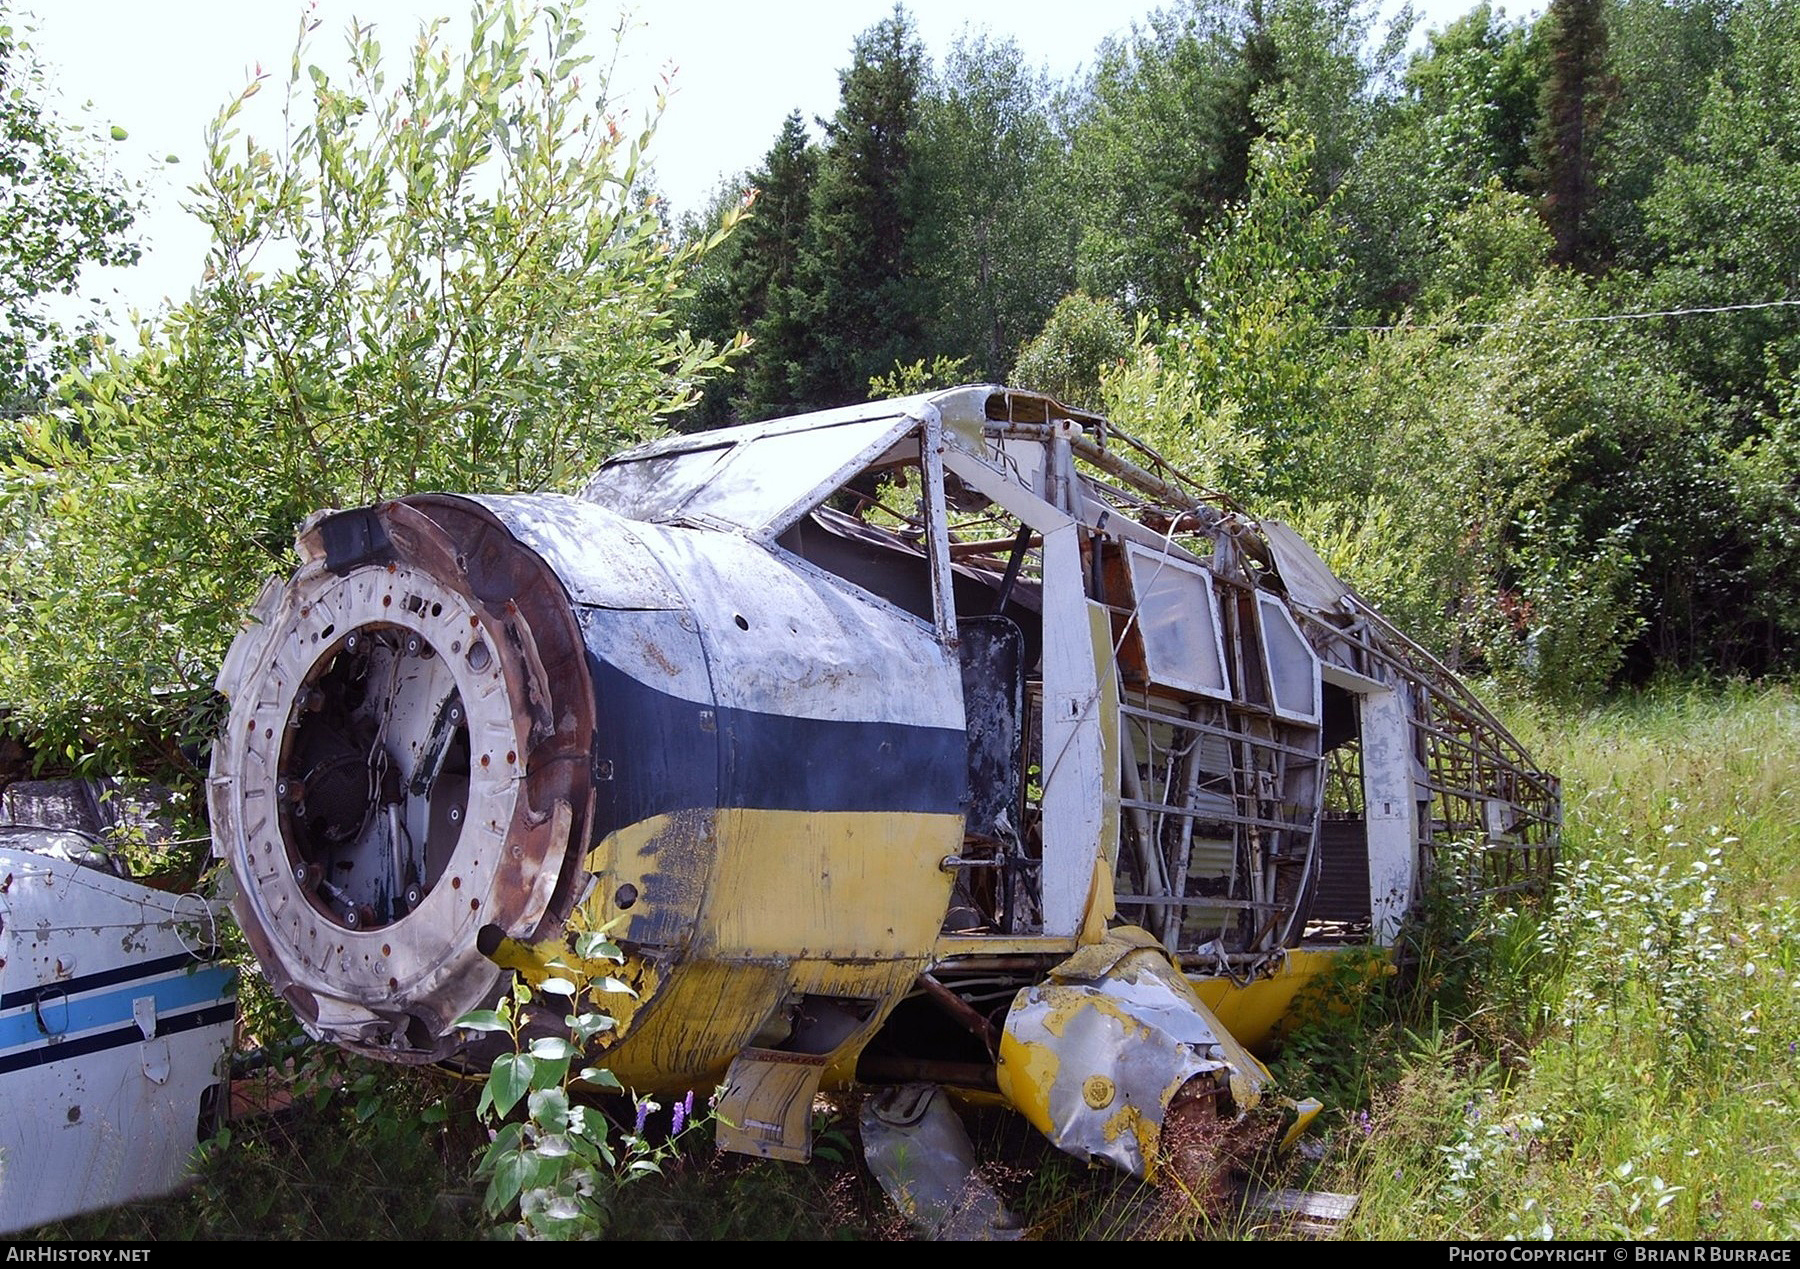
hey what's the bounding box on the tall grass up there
[1312,681,1800,1240]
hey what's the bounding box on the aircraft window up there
[586,416,913,533]
[1123,543,1230,699]
[1256,592,1322,724]
[581,445,730,520]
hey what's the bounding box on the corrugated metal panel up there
[1314,819,1372,923]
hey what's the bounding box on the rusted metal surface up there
[209,495,597,1060]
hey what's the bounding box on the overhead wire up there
[1327,296,1800,333]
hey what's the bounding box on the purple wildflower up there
[634,1099,650,1135]
[671,1090,694,1135]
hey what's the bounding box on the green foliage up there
[1407,2,1544,189]
[0,5,140,416]
[459,919,707,1239]
[867,353,971,398]
[1318,685,1800,1240]
[1305,271,1706,689]
[1068,0,1279,314]
[37,1052,486,1240]
[1096,123,1342,504]
[1009,290,1132,410]
[1722,375,1800,667]
[1474,510,1643,701]
[1178,122,1344,497]
[1415,180,1553,319]
[1256,0,1398,194]
[1069,0,1397,315]
[1589,0,1733,265]
[1641,0,1800,417]
[798,4,930,408]
[912,32,1076,382]
[1535,0,1614,269]
[1338,2,1544,309]
[0,0,741,768]
[676,112,816,426]
[1099,323,1270,499]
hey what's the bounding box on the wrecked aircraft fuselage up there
[210,385,1559,1181]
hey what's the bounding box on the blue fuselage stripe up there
[0,965,237,1056]
[0,950,200,1011]
[0,1001,237,1075]
[582,638,969,842]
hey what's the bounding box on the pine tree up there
[798,5,929,406]
[737,112,821,418]
[1536,0,1614,269]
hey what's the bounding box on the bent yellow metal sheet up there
[995,926,1270,1177]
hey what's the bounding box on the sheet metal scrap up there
[997,925,1287,1177]
[860,1083,1022,1240]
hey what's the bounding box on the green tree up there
[1723,375,1800,671]
[0,7,139,415]
[1589,0,1732,269]
[1535,0,1614,269]
[732,112,821,419]
[1010,290,1132,410]
[1416,180,1554,320]
[799,4,929,407]
[912,32,1075,382]
[675,110,817,425]
[1641,0,1800,419]
[1070,0,1398,317]
[1338,2,1545,311]
[1139,123,1346,503]
[1068,0,1280,314]
[670,172,758,428]
[0,0,741,768]
[1258,0,1397,195]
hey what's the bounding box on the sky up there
[22,0,1509,330]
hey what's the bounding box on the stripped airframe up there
[209,384,1559,1210]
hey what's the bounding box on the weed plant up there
[30,1048,486,1240]
[1311,681,1800,1240]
